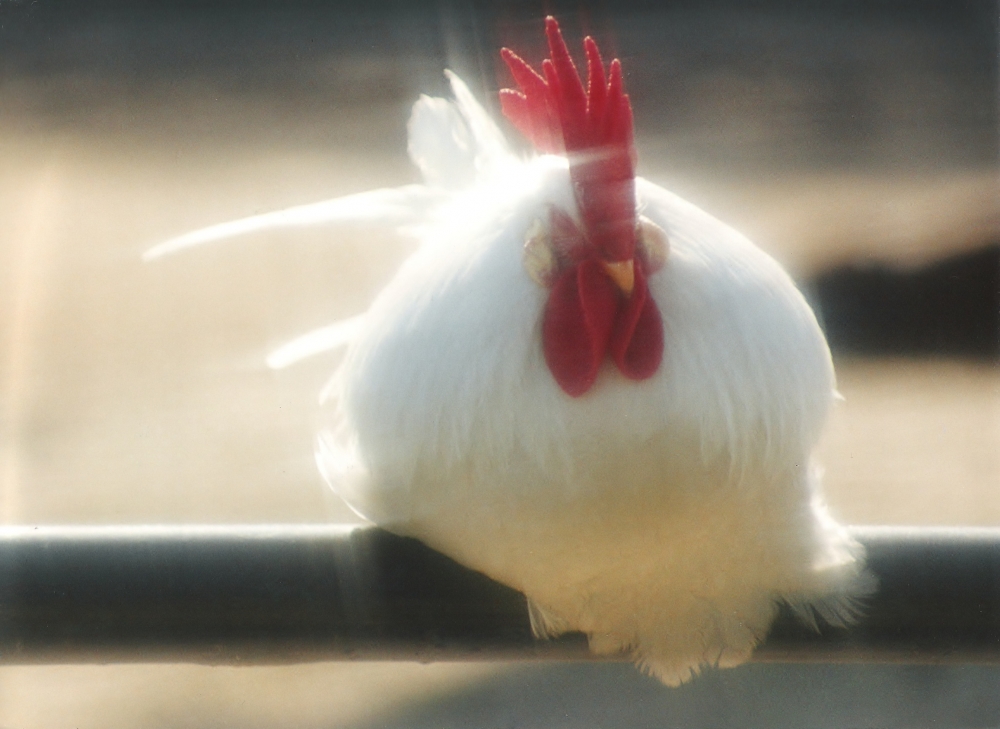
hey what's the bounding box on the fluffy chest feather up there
[324,161,835,520]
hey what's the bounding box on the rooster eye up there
[637,216,669,274]
[523,218,558,287]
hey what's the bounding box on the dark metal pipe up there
[0,525,997,665]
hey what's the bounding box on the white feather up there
[408,95,478,191]
[144,74,503,264]
[266,315,365,370]
[143,185,442,260]
[407,73,508,189]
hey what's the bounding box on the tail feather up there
[143,185,440,260]
[266,315,366,370]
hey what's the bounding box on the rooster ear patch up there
[638,216,669,275]
[523,218,558,287]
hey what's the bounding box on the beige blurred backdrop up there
[1,3,998,727]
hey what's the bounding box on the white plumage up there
[150,33,869,685]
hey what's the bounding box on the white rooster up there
[147,17,869,685]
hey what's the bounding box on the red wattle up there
[544,261,664,397]
[609,267,664,380]
[542,260,618,397]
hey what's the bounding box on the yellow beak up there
[601,259,635,296]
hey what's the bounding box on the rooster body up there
[149,20,867,685]
[322,121,862,685]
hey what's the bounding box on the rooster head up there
[500,17,666,397]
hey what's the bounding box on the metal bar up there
[0,524,997,665]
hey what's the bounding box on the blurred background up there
[0,0,998,726]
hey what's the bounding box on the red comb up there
[500,17,637,262]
